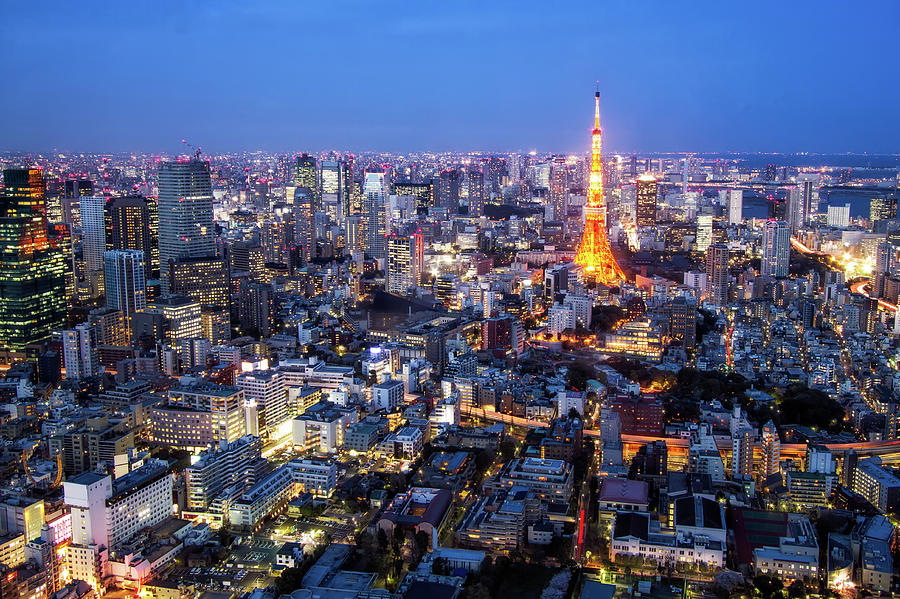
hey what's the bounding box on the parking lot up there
[164,565,270,594]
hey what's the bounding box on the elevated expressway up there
[462,406,900,467]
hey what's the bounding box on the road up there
[849,279,898,312]
[461,405,900,464]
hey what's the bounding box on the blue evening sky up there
[1,1,898,154]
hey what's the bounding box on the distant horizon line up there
[2,149,900,159]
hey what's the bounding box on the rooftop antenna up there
[181,138,202,160]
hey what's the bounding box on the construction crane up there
[180,138,202,160]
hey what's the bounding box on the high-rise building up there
[635,173,657,227]
[827,203,851,228]
[237,369,288,439]
[727,189,743,225]
[62,178,93,227]
[667,296,697,349]
[705,243,729,306]
[732,426,754,480]
[437,169,461,213]
[797,174,820,224]
[870,196,898,227]
[549,157,568,221]
[762,220,790,278]
[238,280,273,337]
[294,153,317,199]
[0,169,66,360]
[88,308,128,347]
[104,250,146,333]
[151,384,246,450]
[158,160,216,294]
[292,187,315,264]
[201,306,231,345]
[168,256,229,309]
[144,295,201,349]
[761,420,781,479]
[49,222,76,302]
[2,168,45,217]
[321,159,351,220]
[105,195,156,280]
[62,324,98,381]
[696,214,713,252]
[467,167,484,217]
[184,435,262,513]
[574,91,625,284]
[393,182,434,215]
[64,461,173,593]
[786,178,817,231]
[80,195,107,297]
[385,231,424,296]
[363,170,388,262]
[486,156,506,194]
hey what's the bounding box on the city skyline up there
[2,5,900,599]
[2,1,900,154]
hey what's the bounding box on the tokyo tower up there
[574,90,625,285]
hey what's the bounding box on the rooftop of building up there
[673,495,724,530]
[598,477,649,505]
[67,470,108,486]
[112,459,170,499]
[170,382,240,396]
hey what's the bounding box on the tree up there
[566,362,593,391]
[377,528,389,552]
[275,566,306,595]
[499,439,518,462]
[788,580,806,599]
[752,574,784,599]
[391,527,406,556]
[414,530,430,561]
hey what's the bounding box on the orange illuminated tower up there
[574,90,625,285]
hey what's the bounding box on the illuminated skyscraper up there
[727,189,743,225]
[635,173,657,227]
[385,231,424,296]
[732,427,754,480]
[294,153,318,194]
[437,169,461,213]
[106,195,156,280]
[50,222,76,302]
[393,182,433,215]
[762,220,790,278]
[696,215,712,252]
[870,196,898,228]
[292,187,315,264]
[321,159,350,220]
[2,168,45,217]
[158,160,216,294]
[485,156,506,195]
[145,295,202,349]
[549,157,568,221]
[363,170,388,261]
[63,178,93,227]
[104,250,146,334]
[0,169,66,360]
[62,323,99,381]
[168,256,230,309]
[705,243,729,306]
[467,167,484,217]
[761,420,781,479]
[80,195,107,296]
[785,178,818,232]
[574,91,625,284]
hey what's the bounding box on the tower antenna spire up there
[575,84,625,284]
